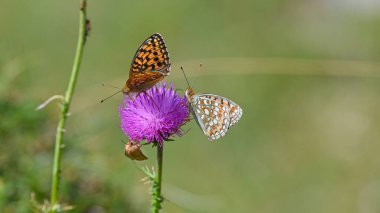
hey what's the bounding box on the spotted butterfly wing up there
[130,33,170,75]
[187,91,243,141]
[123,33,171,94]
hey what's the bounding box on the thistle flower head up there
[119,83,189,146]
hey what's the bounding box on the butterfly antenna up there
[191,63,202,89]
[102,83,121,89]
[175,88,184,93]
[100,90,122,103]
[180,67,191,88]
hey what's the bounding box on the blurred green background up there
[1,0,380,212]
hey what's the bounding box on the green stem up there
[49,0,88,210]
[152,145,164,213]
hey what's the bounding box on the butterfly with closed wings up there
[101,33,171,102]
[123,33,171,96]
[100,33,171,103]
[181,67,243,141]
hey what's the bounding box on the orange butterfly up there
[123,33,171,97]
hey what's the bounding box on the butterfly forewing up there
[189,93,243,141]
[130,33,170,75]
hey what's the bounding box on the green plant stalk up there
[152,145,164,213]
[50,0,88,208]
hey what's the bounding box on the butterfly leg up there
[127,92,136,102]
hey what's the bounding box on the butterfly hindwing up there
[190,93,242,141]
[126,71,166,91]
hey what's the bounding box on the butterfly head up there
[185,88,195,102]
[122,83,130,94]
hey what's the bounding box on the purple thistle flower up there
[119,83,189,146]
